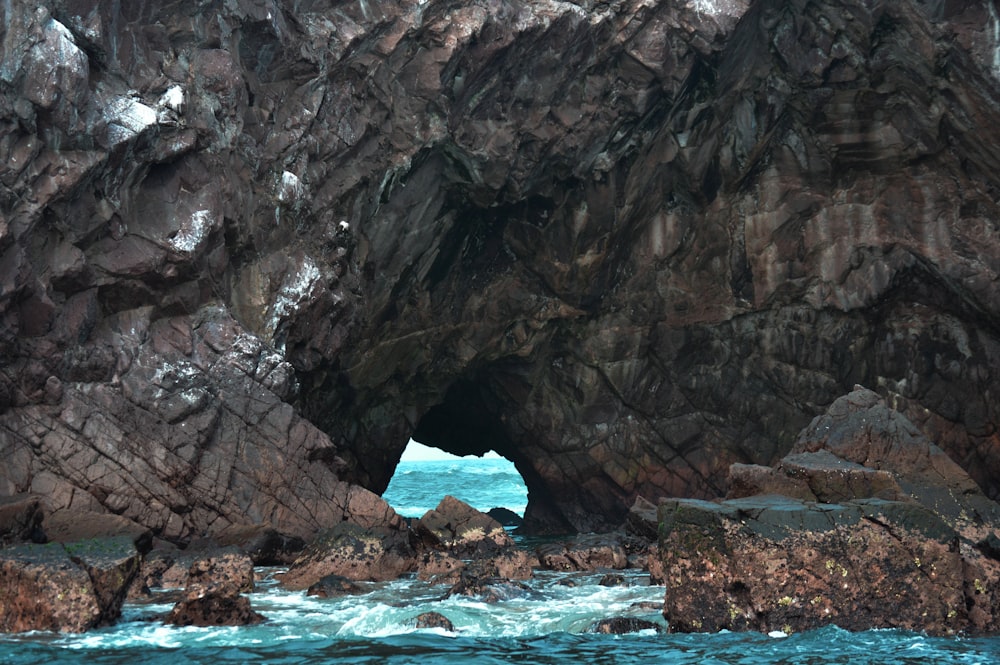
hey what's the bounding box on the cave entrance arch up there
[380,376,573,534]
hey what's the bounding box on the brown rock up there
[279,522,416,589]
[414,612,455,631]
[3,0,1000,541]
[306,574,364,598]
[165,585,265,627]
[42,510,153,553]
[0,538,141,633]
[416,496,513,556]
[658,388,1000,636]
[213,523,305,565]
[536,533,628,572]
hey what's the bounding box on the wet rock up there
[185,550,255,595]
[589,617,662,634]
[599,573,626,587]
[0,538,141,633]
[416,496,513,556]
[279,522,416,588]
[414,612,455,631]
[536,533,628,572]
[306,574,365,598]
[164,585,265,627]
[416,550,466,585]
[446,572,531,604]
[659,388,1000,636]
[486,508,523,528]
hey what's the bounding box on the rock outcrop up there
[658,387,1000,635]
[3,0,1000,537]
[0,537,141,633]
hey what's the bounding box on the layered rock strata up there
[3,0,1000,537]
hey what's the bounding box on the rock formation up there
[0,537,141,632]
[658,387,1000,635]
[3,0,1000,538]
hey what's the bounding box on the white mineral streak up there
[268,257,322,341]
[688,0,747,16]
[159,85,184,113]
[277,171,304,204]
[104,94,157,145]
[168,209,213,254]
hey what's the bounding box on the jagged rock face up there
[2,0,1000,536]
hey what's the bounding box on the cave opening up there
[379,375,567,533]
[381,439,528,527]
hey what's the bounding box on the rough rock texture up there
[0,538,141,633]
[306,573,364,598]
[279,519,415,588]
[414,611,455,632]
[536,533,629,571]
[164,586,266,627]
[658,388,1000,635]
[4,0,1000,536]
[416,495,514,555]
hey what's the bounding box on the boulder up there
[658,388,1000,636]
[306,574,365,598]
[279,522,416,589]
[0,538,141,633]
[589,617,662,634]
[42,510,153,553]
[536,533,628,572]
[416,496,513,556]
[414,612,455,631]
[164,585,265,627]
[486,508,523,528]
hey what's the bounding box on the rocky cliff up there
[3,0,1000,538]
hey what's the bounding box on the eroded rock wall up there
[2,0,1000,536]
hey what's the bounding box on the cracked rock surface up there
[3,0,1000,536]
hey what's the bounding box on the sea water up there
[3,457,1000,664]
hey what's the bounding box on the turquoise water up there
[383,457,529,518]
[3,457,1000,664]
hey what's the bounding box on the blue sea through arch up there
[3,441,1000,663]
[381,440,529,519]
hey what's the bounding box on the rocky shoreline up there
[4,386,1000,637]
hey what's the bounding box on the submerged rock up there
[306,574,365,599]
[589,617,662,635]
[414,612,455,631]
